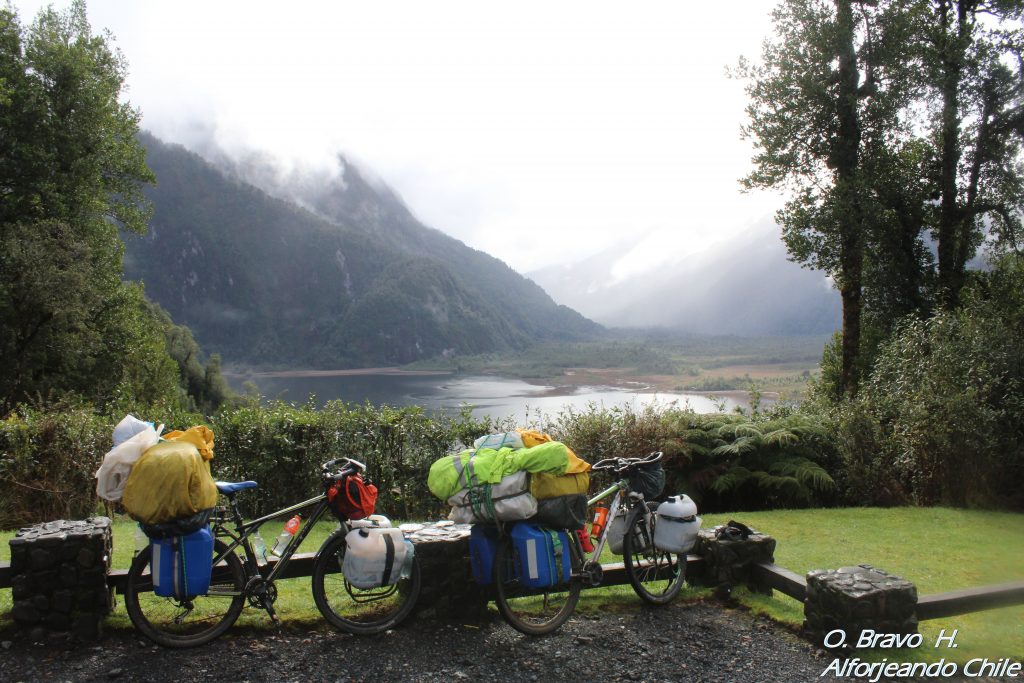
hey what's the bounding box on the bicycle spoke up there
[124,540,246,648]
[312,530,421,634]
[493,535,581,635]
[623,505,686,605]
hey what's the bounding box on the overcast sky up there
[13,0,783,273]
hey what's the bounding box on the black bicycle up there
[124,457,422,648]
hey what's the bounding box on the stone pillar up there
[406,521,489,620]
[694,525,776,596]
[8,517,114,642]
[804,564,918,648]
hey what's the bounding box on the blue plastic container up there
[510,523,572,590]
[151,527,214,598]
[469,524,500,585]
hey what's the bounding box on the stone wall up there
[694,524,776,596]
[804,564,918,647]
[8,517,113,642]
[404,521,489,620]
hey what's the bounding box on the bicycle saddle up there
[215,480,258,494]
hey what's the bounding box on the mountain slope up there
[529,221,841,335]
[124,134,600,368]
[211,147,599,343]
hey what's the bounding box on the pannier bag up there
[607,506,654,555]
[629,460,666,500]
[151,527,214,599]
[529,494,588,530]
[447,470,537,524]
[469,524,501,585]
[510,522,572,590]
[653,495,702,554]
[342,527,413,589]
[327,473,378,521]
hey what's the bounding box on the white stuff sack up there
[112,414,155,447]
[447,470,537,524]
[95,423,161,502]
[472,431,525,451]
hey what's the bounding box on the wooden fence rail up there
[5,556,1024,620]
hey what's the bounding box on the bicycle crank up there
[581,560,603,587]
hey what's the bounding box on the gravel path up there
[0,600,841,683]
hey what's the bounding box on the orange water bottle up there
[271,515,301,556]
[590,503,609,541]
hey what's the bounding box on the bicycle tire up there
[311,529,422,635]
[124,539,246,648]
[622,503,686,605]
[493,530,582,635]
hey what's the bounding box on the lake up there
[227,371,747,419]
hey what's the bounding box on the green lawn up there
[700,508,1024,664]
[2,507,1022,663]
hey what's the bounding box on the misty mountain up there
[124,133,599,368]
[529,222,841,335]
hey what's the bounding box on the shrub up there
[0,402,111,528]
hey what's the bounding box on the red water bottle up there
[271,515,301,556]
[590,503,609,541]
[576,528,594,553]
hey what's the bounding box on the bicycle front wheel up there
[124,539,246,648]
[311,530,422,635]
[622,503,686,605]
[493,531,582,635]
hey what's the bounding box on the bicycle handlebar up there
[591,451,663,473]
[321,457,366,479]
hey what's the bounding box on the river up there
[227,371,747,419]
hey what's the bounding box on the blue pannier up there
[510,522,571,590]
[151,526,214,598]
[469,524,500,585]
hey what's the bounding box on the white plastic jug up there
[654,495,701,554]
[342,527,409,589]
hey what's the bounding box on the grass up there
[2,506,1022,662]
[700,508,1024,664]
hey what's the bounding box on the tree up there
[739,0,923,396]
[923,0,1024,306]
[0,2,171,408]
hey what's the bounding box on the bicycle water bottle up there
[271,515,301,556]
[251,531,269,566]
[590,503,609,540]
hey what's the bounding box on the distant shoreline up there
[224,367,453,379]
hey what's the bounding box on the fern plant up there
[666,412,836,511]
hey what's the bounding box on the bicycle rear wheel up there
[311,529,422,635]
[124,539,246,648]
[493,531,582,635]
[622,503,686,605]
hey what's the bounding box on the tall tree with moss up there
[739,0,924,397]
[0,2,177,408]
[923,0,1024,306]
